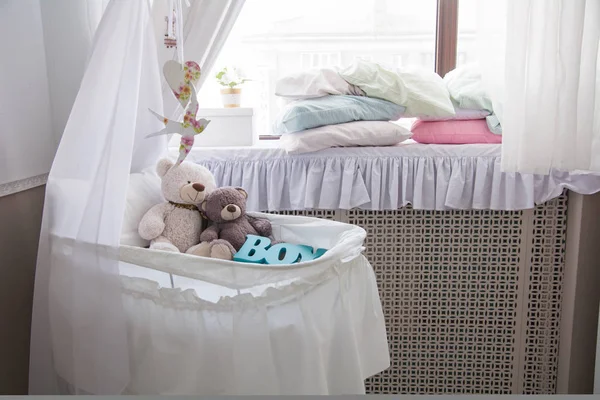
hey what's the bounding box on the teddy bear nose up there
[226,205,236,213]
[192,183,205,192]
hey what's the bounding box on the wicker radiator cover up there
[270,193,568,394]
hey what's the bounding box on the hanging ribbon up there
[165,0,190,65]
[167,0,174,39]
[174,0,185,65]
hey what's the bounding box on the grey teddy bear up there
[187,187,274,260]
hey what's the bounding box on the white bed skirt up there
[118,253,387,395]
[186,144,600,211]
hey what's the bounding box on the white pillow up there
[278,121,412,154]
[275,68,364,99]
[418,106,490,121]
[120,167,163,247]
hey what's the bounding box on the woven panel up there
[345,207,524,394]
[520,194,568,394]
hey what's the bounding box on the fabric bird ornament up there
[147,60,210,166]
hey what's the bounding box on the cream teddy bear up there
[138,158,216,252]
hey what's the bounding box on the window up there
[456,0,477,67]
[197,0,463,137]
[301,52,341,69]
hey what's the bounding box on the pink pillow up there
[411,119,501,144]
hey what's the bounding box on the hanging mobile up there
[164,10,177,48]
[146,60,210,167]
[149,0,202,167]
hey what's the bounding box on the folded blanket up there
[444,64,493,112]
[418,102,490,121]
[485,114,502,135]
[273,95,405,134]
[339,59,455,118]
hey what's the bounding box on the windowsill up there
[259,134,280,141]
[169,137,281,154]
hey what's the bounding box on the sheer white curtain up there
[478,0,600,174]
[29,0,245,394]
[29,0,165,394]
[475,0,506,128]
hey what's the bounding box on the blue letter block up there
[233,234,271,264]
[233,235,328,265]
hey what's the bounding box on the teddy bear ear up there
[156,158,174,177]
[235,187,248,199]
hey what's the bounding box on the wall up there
[38,0,108,144]
[0,186,45,394]
[0,0,107,187]
[0,0,107,394]
[0,0,55,186]
[558,191,600,393]
[0,2,53,392]
[596,310,600,393]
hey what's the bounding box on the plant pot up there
[220,88,242,108]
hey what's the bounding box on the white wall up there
[0,0,107,189]
[0,0,56,186]
[38,0,108,145]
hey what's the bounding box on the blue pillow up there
[273,95,406,134]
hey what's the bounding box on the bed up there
[178,141,600,394]
[185,141,600,211]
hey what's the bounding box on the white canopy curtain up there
[477,0,600,174]
[29,0,244,394]
[29,0,163,394]
[30,0,388,394]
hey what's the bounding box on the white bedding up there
[186,139,500,161]
[180,141,600,211]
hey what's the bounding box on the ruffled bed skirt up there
[189,144,600,211]
[118,254,387,395]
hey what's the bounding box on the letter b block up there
[233,234,271,263]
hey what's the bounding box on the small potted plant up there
[215,66,249,108]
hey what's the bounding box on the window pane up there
[456,0,477,68]
[197,0,437,136]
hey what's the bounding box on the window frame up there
[258,0,460,140]
[435,0,459,77]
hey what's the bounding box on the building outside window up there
[197,0,477,136]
